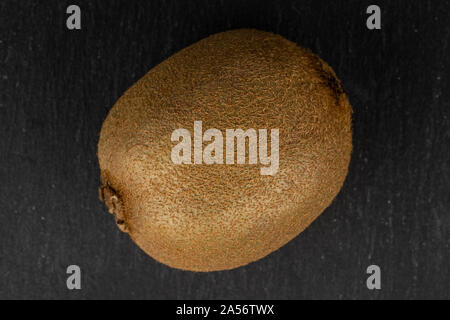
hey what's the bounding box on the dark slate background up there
[1,0,449,300]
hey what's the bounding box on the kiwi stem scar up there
[98,184,128,233]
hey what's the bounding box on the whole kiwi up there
[98,29,352,272]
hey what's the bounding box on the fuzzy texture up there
[98,29,352,272]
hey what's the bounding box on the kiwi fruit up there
[98,29,352,272]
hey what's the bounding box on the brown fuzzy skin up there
[98,29,352,272]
